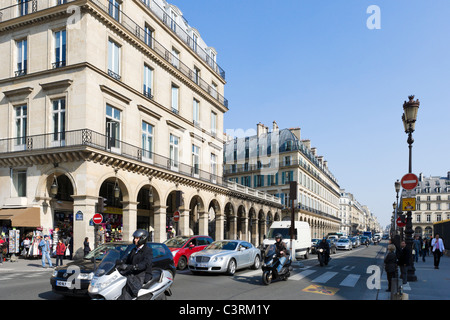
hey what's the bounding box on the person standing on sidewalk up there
[413,235,421,263]
[39,235,53,268]
[55,239,66,267]
[384,244,398,292]
[397,241,410,284]
[0,236,5,265]
[431,233,446,269]
[83,237,91,257]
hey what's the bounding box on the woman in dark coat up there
[83,237,91,257]
[384,244,398,292]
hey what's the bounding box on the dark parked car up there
[50,241,175,297]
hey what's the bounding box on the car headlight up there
[78,272,94,281]
[212,257,223,262]
[93,274,119,290]
[52,270,58,277]
[172,250,179,257]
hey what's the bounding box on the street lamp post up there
[401,95,420,282]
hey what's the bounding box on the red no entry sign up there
[173,211,180,222]
[93,213,103,224]
[396,216,406,228]
[401,173,419,190]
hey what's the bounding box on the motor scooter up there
[317,248,329,267]
[261,244,292,285]
[88,249,173,300]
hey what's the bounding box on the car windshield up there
[266,228,290,239]
[206,241,238,251]
[338,239,349,243]
[84,243,130,261]
[164,236,189,248]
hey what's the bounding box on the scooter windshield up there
[93,249,120,277]
[265,244,276,258]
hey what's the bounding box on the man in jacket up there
[431,233,446,269]
[118,229,153,300]
[317,238,330,265]
[274,234,289,273]
[397,241,410,284]
[39,235,53,268]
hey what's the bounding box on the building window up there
[14,105,27,148]
[170,10,177,32]
[211,153,217,178]
[436,214,442,222]
[211,112,217,136]
[53,30,66,68]
[106,104,121,150]
[193,99,200,126]
[16,39,27,76]
[171,84,179,114]
[426,214,431,222]
[192,145,200,176]
[18,0,28,16]
[144,24,153,48]
[108,0,121,21]
[141,121,153,160]
[171,48,180,69]
[416,214,421,223]
[143,65,153,98]
[192,33,198,52]
[11,169,26,197]
[52,98,66,144]
[194,67,200,85]
[169,134,179,169]
[108,39,121,80]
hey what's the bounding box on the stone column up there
[72,195,98,260]
[198,210,208,235]
[178,208,190,236]
[215,213,224,240]
[153,205,167,243]
[122,201,138,242]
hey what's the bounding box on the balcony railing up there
[0,0,76,23]
[0,129,280,204]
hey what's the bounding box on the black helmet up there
[275,233,283,241]
[132,229,149,246]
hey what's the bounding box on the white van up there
[262,221,311,259]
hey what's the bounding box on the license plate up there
[196,263,207,268]
[56,280,72,288]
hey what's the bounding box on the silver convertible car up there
[188,240,261,275]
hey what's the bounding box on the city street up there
[1,240,449,305]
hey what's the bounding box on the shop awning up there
[0,207,41,228]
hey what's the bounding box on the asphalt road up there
[0,242,385,301]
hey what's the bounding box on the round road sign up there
[93,213,103,224]
[173,211,180,222]
[401,173,419,190]
[396,216,406,228]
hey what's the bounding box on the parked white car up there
[336,238,352,250]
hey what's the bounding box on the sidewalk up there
[0,256,65,272]
[378,251,450,300]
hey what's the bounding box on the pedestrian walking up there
[55,239,66,267]
[83,237,91,257]
[413,235,421,263]
[0,236,5,265]
[421,236,426,262]
[431,233,446,269]
[397,241,410,284]
[39,235,53,268]
[384,244,398,292]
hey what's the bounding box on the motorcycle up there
[88,249,173,300]
[261,244,292,285]
[317,248,329,267]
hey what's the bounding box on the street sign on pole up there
[396,216,406,228]
[173,211,180,222]
[401,173,419,190]
[93,213,103,224]
[402,198,416,211]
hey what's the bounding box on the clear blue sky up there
[171,0,450,228]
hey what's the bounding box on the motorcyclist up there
[274,234,289,273]
[118,229,153,300]
[317,237,330,264]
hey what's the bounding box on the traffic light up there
[98,197,107,213]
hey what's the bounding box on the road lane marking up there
[312,271,338,283]
[289,269,316,281]
[339,274,360,287]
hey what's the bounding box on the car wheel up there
[226,259,236,276]
[304,250,309,259]
[251,255,261,269]
[178,256,187,270]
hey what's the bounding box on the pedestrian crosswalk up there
[235,264,378,290]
